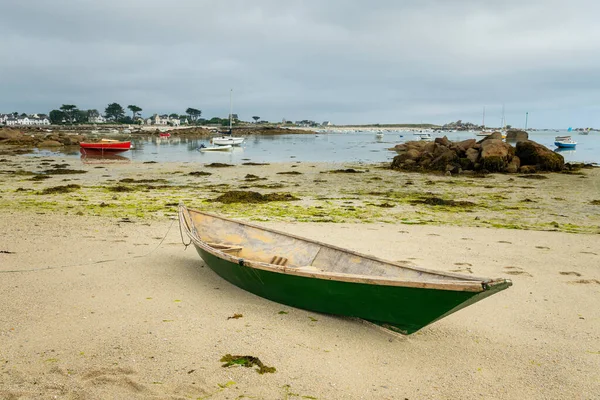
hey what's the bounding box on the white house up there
[322,121,333,126]
[1,114,50,126]
[17,116,30,125]
[150,114,167,125]
[28,117,50,125]
[89,115,107,123]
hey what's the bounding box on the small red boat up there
[159,132,171,138]
[80,139,131,153]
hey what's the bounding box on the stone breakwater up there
[391,132,565,174]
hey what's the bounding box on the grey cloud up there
[1,0,599,127]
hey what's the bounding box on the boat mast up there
[229,89,233,133]
[501,104,505,130]
[482,106,486,129]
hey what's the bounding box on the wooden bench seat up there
[207,242,243,254]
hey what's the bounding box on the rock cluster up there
[391,134,564,174]
[0,129,86,147]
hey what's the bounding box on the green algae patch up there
[242,162,270,166]
[210,191,299,204]
[277,171,303,175]
[220,354,276,374]
[39,184,81,195]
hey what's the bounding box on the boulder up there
[506,156,521,173]
[455,139,476,152]
[430,148,458,171]
[479,131,503,142]
[395,148,421,163]
[480,139,515,172]
[506,129,528,142]
[465,148,479,164]
[37,140,63,147]
[520,165,537,174]
[61,135,86,145]
[516,140,564,171]
[434,136,451,147]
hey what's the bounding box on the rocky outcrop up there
[0,128,88,147]
[0,129,22,140]
[391,136,564,174]
[515,140,564,171]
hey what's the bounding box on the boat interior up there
[184,209,484,283]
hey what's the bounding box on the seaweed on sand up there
[206,163,234,168]
[107,185,136,192]
[518,175,549,180]
[39,184,81,195]
[28,174,51,181]
[220,354,276,374]
[119,178,168,183]
[210,190,299,204]
[276,171,303,175]
[410,196,477,208]
[244,174,266,181]
[325,168,366,174]
[41,169,87,175]
[189,171,212,176]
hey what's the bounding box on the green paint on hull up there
[194,246,508,334]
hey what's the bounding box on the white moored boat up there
[554,136,577,149]
[212,136,244,146]
[212,89,245,146]
[198,144,232,152]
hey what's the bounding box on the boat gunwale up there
[179,205,511,293]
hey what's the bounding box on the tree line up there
[47,103,207,125]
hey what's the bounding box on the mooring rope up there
[0,217,177,274]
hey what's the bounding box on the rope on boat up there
[178,203,193,250]
[0,217,177,274]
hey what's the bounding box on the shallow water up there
[31,130,599,165]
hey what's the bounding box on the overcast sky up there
[1,0,599,128]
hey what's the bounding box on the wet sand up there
[0,155,599,399]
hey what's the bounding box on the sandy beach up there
[1,154,599,399]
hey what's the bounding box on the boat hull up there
[80,141,131,153]
[212,137,244,146]
[554,141,576,148]
[192,244,510,334]
[199,145,232,152]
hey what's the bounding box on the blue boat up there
[554,136,577,149]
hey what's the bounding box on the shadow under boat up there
[80,148,131,163]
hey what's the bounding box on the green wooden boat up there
[179,205,512,334]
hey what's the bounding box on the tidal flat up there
[0,155,599,234]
